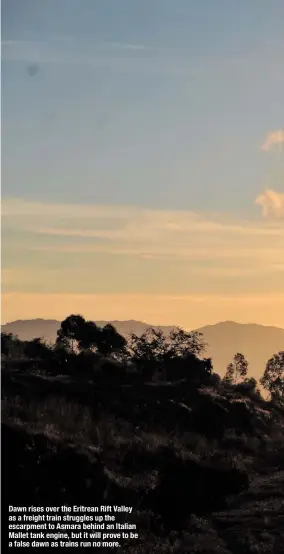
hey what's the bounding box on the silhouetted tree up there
[96,324,127,356]
[1,332,24,358]
[128,327,206,380]
[165,353,213,384]
[208,372,222,388]
[223,353,248,385]
[223,363,234,384]
[56,314,88,352]
[243,377,261,394]
[244,377,257,387]
[260,351,284,405]
[1,332,13,356]
[77,320,100,351]
[169,327,206,357]
[235,377,262,398]
[23,338,52,360]
[56,315,127,360]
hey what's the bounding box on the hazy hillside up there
[2,318,284,379]
[1,319,176,343]
[2,319,63,343]
[197,321,284,379]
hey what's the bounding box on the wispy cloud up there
[1,37,202,78]
[102,41,153,51]
[2,197,284,267]
[2,37,273,77]
[2,197,284,325]
[261,129,284,151]
[255,189,284,218]
[3,197,284,240]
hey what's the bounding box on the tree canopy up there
[260,351,284,405]
[56,314,127,357]
[223,353,248,385]
[127,327,208,381]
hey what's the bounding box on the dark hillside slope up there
[2,361,284,552]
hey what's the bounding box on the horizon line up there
[2,317,284,332]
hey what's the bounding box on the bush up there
[2,422,108,505]
[100,359,127,382]
[142,447,249,530]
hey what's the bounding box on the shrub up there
[142,447,249,530]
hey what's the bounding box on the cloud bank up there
[261,129,284,151]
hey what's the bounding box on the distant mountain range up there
[2,319,284,379]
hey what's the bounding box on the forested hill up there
[2,319,284,379]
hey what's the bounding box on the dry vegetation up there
[2,323,284,553]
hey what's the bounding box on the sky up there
[1,0,284,329]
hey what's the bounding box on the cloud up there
[3,197,284,232]
[261,129,284,151]
[2,197,284,264]
[2,197,284,310]
[1,197,134,218]
[102,42,153,51]
[1,37,248,77]
[255,189,284,218]
[0,38,163,68]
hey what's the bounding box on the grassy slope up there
[2,364,284,553]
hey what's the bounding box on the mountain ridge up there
[3,318,283,331]
[2,319,284,379]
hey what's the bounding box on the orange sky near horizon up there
[2,195,284,329]
[2,292,284,330]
